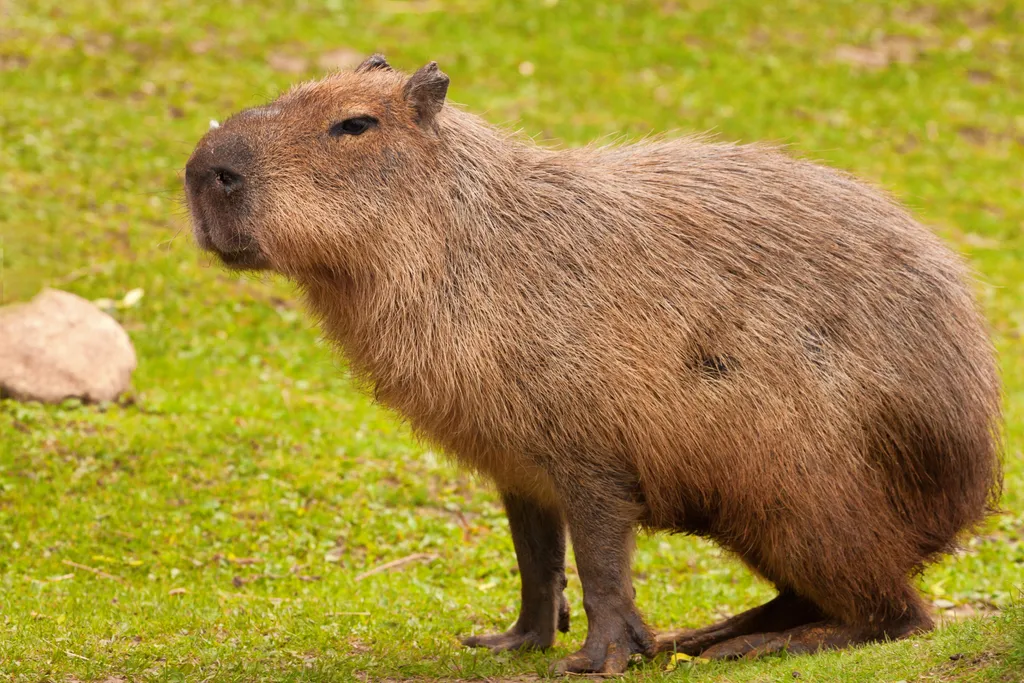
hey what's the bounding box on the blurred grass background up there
[1,1,1022,680]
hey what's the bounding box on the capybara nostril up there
[212,166,243,195]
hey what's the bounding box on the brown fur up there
[185,57,1002,672]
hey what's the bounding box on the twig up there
[355,553,439,581]
[24,573,76,584]
[61,559,127,585]
[65,651,91,661]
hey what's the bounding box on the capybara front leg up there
[551,487,654,675]
[462,492,569,652]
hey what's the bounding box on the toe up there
[462,630,549,653]
[701,633,781,660]
[744,637,789,659]
[552,650,599,675]
[552,642,633,676]
[461,634,505,650]
[600,642,630,674]
[655,628,705,655]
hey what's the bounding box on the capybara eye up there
[329,116,378,137]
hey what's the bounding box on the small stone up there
[0,289,137,403]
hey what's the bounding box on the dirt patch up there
[967,69,994,85]
[934,599,1001,623]
[955,125,1019,148]
[834,35,923,69]
[957,126,991,146]
[267,50,309,75]
[0,53,29,71]
[893,5,1005,30]
[894,5,940,27]
[266,47,366,74]
[317,48,363,72]
[924,648,1005,681]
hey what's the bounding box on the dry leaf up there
[665,652,709,671]
[120,288,144,308]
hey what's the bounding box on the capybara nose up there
[210,166,244,195]
[185,158,244,196]
[185,133,251,197]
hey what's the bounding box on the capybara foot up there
[462,625,554,653]
[700,608,933,660]
[463,590,570,653]
[700,622,858,659]
[656,591,825,656]
[552,610,654,675]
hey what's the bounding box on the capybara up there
[184,56,1002,674]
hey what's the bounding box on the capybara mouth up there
[188,209,269,271]
[197,224,269,270]
[214,243,269,270]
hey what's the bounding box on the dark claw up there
[557,593,571,633]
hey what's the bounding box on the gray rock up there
[0,289,137,403]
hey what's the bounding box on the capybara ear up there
[355,53,391,73]
[403,61,449,129]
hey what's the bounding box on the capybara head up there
[184,55,449,274]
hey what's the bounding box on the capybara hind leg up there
[700,621,843,659]
[551,487,654,675]
[463,492,569,653]
[655,591,823,655]
[702,607,933,659]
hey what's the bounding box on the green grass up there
[1,0,1022,680]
